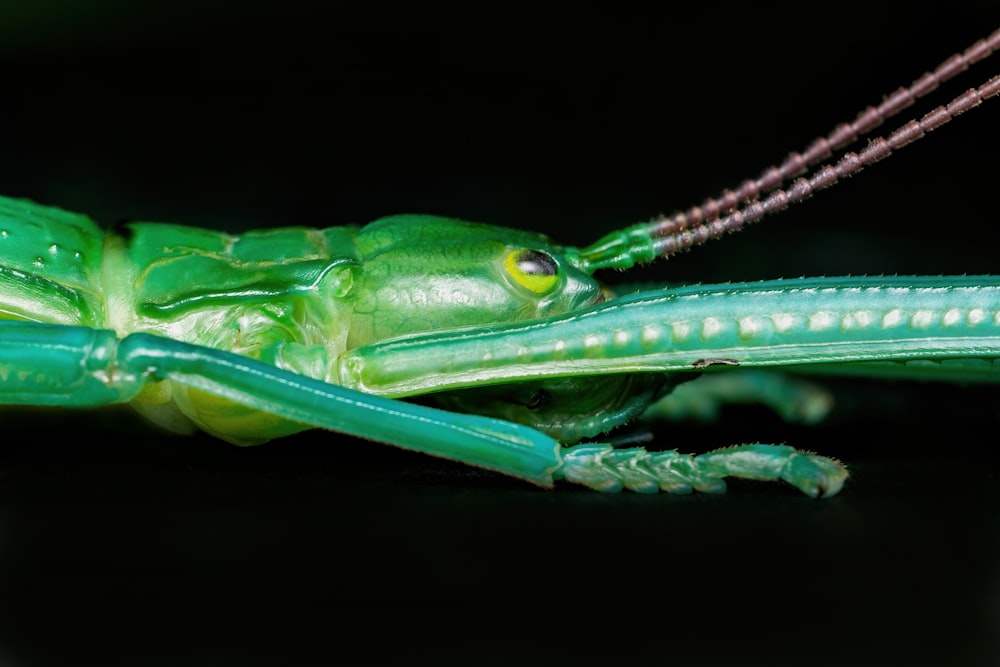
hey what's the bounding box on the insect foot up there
[555,443,847,498]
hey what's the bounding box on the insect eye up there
[504,249,560,295]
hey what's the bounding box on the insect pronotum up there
[1,27,998,498]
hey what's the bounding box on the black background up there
[0,2,999,665]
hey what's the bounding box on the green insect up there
[2,30,998,499]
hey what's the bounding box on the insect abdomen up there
[0,196,106,326]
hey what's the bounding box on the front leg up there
[0,322,846,497]
[0,322,564,486]
[557,443,847,498]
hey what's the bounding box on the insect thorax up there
[101,221,364,443]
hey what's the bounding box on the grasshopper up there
[0,26,997,498]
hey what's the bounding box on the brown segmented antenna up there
[659,27,1000,236]
[576,28,1000,272]
[649,73,1000,258]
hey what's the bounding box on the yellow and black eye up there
[504,249,560,295]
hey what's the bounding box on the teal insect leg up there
[0,322,144,405]
[0,321,564,486]
[0,322,846,496]
[557,443,847,498]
